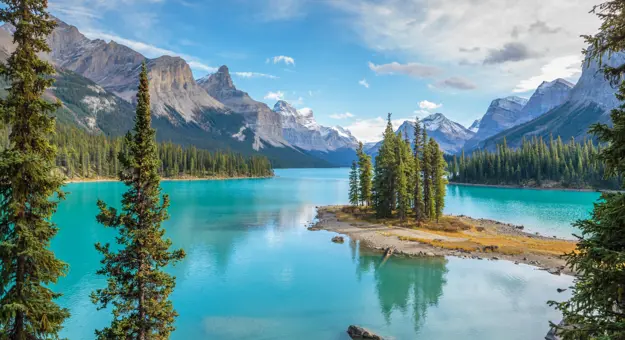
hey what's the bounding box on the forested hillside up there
[449,136,620,190]
[0,124,274,180]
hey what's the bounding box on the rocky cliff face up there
[198,65,286,148]
[465,96,528,149]
[468,119,481,133]
[272,100,358,152]
[516,78,573,125]
[569,51,625,110]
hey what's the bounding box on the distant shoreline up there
[64,175,274,184]
[448,182,600,193]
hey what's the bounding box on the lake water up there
[52,168,596,339]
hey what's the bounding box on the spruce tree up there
[92,63,186,339]
[357,142,373,206]
[413,119,424,221]
[549,1,625,338]
[0,2,70,338]
[431,140,447,222]
[373,114,398,218]
[422,132,433,220]
[396,155,409,221]
[349,160,359,206]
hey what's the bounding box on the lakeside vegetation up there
[351,113,447,223]
[0,124,274,180]
[449,136,621,190]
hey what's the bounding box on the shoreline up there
[64,175,274,184]
[448,182,600,192]
[311,206,576,275]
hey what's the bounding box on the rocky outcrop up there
[516,78,573,125]
[347,325,384,340]
[465,96,528,149]
[468,118,481,133]
[273,100,358,152]
[331,236,345,243]
[198,65,286,148]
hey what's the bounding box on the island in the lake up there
[312,205,576,275]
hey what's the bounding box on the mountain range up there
[0,16,619,166]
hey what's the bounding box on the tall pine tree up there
[373,113,398,218]
[92,63,186,339]
[349,160,359,206]
[422,132,433,220]
[357,142,373,206]
[413,119,424,221]
[0,2,70,338]
[431,140,447,222]
[550,1,625,338]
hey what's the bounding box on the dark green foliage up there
[0,1,70,338]
[451,136,620,190]
[365,114,446,223]
[373,114,398,218]
[549,2,625,338]
[0,123,274,179]
[357,142,373,206]
[92,63,186,339]
[349,160,359,206]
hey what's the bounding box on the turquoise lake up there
[52,168,598,339]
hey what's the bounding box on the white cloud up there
[418,100,442,110]
[268,55,295,65]
[329,112,355,119]
[358,78,370,88]
[345,116,414,142]
[513,55,583,92]
[331,0,600,92]
[368,61,441,78]
[264,91,285,101]
[234,72,278,79]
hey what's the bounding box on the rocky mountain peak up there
[516,77,574,124]
[201,65,235,91]
[468,119,481,133]
[273,100,298,116]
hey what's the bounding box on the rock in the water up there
[347,325,383,340]
[331,236,345,243]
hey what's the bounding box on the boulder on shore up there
[331,236,345,243]
[347,325,383,340]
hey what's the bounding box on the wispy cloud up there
[234,72,278,79]
[264,91,285,101]
[418,100,442,110]
[514,55,582,93]
[267,55,295,65]
[368,61,441,78]
[358,78,370,88]
[345,116,414,143]
[329,112,355,119]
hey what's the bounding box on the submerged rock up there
[331,236,345,243]
[347,325,384,340]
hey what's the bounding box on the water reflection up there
[357,250,448,333]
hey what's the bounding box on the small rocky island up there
[311,206,576,274]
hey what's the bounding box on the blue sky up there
[50,0,600,142]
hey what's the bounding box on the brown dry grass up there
[328,205,576,256]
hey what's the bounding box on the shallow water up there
[52,168,592,339]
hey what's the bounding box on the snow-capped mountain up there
[273,100,359,154]
[464,96,528,149]
[468,119,481,133]
[478,51,624,151]
[516,78,573,125]
[366,113,474,156]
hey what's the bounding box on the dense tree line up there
[549,1,625,338]
[0,124,274,179]
[449,136,620,190]
[350,114,447,222]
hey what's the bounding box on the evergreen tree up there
[373,114,398,218]
[349,160,359,206]
[431,140,447,221]
[0,2,70,338]
[92,63,186,339]
[422,133,433,220]
[413,119,424,221]
[550,2,625,338]
[357,142,373,206]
